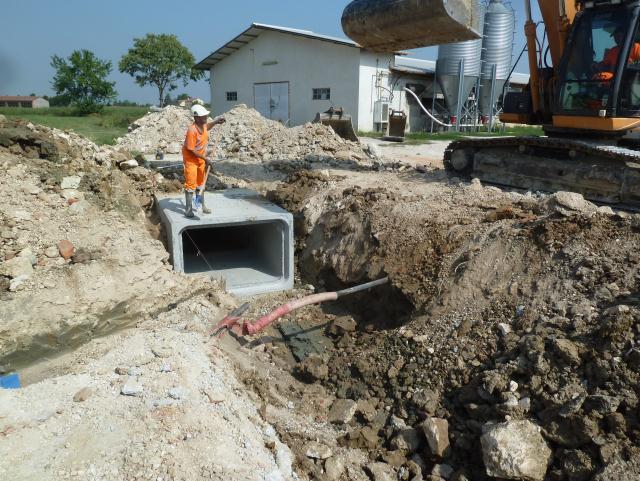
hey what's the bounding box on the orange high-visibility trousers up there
[183,157,205,192]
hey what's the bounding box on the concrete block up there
[157,189,294,296]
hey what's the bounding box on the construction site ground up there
[0,107,639,481]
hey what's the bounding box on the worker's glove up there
[213,116,226,125]
[205,158,214,169]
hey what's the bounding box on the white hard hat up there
[191,104,210,117]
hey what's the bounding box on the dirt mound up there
[267,172,640,480]
[0,119,299,481]
[116,104,374,164]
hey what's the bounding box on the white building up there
[195,23,529,133]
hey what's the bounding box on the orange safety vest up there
[602,42,640,70]
[182,123,209,163]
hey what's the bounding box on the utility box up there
[374,100,390,132]
[157,189,294,296]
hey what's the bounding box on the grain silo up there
[479,0,516,119]
[435,0,484,124]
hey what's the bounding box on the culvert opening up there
[156,192,294,296]
[182,221,287,286]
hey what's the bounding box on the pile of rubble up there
[266,173,640,481]
[116,104,374,163]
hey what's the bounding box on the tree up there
[50,50,117,114]
[119,34,204,107]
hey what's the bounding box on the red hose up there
[243,292,338,335]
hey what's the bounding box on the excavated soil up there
[1,111,640,481]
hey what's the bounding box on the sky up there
[1,0,535,105]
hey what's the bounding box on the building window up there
[312,88,330,100]
[226,91,238,101]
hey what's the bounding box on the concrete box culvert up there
[157,189,294,296]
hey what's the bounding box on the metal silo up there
[435,0,484,123]
[479,0,515,118]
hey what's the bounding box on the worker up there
[182,104,225,218]
[593,26,640,81]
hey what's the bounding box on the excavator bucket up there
[342,0,482,52]
[314,107,359,142]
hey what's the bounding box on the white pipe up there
[403,87,452,127]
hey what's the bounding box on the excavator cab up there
[556,2,640,122]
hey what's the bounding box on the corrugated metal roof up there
[391,56,530,86]
[194,23,359,70]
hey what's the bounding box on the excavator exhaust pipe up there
[342,0,482,52]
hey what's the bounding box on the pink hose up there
[243,292,338,335]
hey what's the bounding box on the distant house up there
[0,96,50,108]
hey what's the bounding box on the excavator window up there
[558,9,632,114]
[618,25,640,113]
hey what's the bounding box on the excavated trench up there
[259,174,640,481]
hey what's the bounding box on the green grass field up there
[359,125,543,145]
[0,106,150,145]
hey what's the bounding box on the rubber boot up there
[200,191,211,214]
[184,191,195,218]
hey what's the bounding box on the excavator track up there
[444,136,640,209]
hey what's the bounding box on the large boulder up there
[480,420,552,481]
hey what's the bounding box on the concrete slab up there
[157,189,294,296]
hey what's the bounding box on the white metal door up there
[254,82,289,124]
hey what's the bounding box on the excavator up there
[342,0,640,208]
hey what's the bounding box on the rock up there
[1,255,33,278]
[497,323,512,336]
[625,348,640,370]
[380,450,408,468]
[551,338,581,366]
[9,275,29,291]
[324,456,345,481]
[60,176,82,189]
[365,462,396,481]
[412,388,440,415]
[544,415,598,448]
[119,159,139,170]
[422,418,450,458]
[597,205,614,215]
[18,248,36,266]
[431,464,454,480]
[121,378,143,396]
[44,246,59,258]
[468,178,483,191]
[583,394,620,415]
[560,449,595,481]
[69,200,90,215]
[592,456,640,481]
[481,420,552,481]
[73,387,92,402]
[295,353,329,382]
[57,239,75,260]
[328,399,357,424]
[71,247,91,264]
[168,386,187,400]
[304,441,332,460]
[548,192,597,216]
[390,427,423,453]
[11,210,32,221]
[61,189,84,202]
[327,316,357,336]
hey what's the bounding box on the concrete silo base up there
[156,189,294,296]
